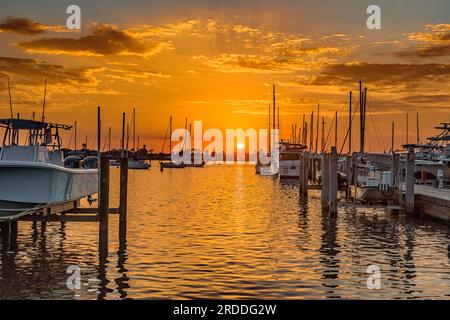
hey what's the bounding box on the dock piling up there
[321,153,330,209]
[405,146,415,214]
[329,147,338,214]
[99,154,110,256]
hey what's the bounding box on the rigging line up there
[102,129,109,152]
[367,99,386,151]
[161,119,170,153]
[323,96,349,150]
[338,101,360,155]
[67,128,74,149]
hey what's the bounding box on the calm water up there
[0,164,449,299]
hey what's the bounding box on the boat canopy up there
[0,118,72,131]
[1,118,72,149]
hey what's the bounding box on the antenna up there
[41,78,47,122]
[7,76,13,118]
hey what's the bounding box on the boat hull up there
[0,161,98,204]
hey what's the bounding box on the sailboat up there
[128,108,150,170]
[160,116,185,169]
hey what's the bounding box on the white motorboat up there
[0,119,98,208]
[279,143,306,179]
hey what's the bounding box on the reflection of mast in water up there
[319,212,341,298]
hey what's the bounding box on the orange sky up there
[0,1,449,152]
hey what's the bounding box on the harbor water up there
[0,164,449,299]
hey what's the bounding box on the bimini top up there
[0,118,72,130]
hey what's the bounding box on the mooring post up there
[0,221,10,243]
[99,154,110,256]
[321,153,330,209]
[392,152,400,188]
[329,147,338,214]
[299,154,304,195]
[119,112,128,241]
[405,146,415,214]
[304,152,309,196]
[346,154,352,200]
[351,152,358,186]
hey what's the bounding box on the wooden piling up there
[0,222,10,243]
[405,146,415,214]
[392,152,400,188]
[321,153,330,209]
[119,112,128,240]
[299,152,309,196]
[98,155,110,256]
[329,147,338,214]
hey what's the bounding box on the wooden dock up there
[410,185,450,222]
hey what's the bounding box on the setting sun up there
[237,142,245,150]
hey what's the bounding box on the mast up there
[321,117,325,153]
[349,91,352,154]
[108,127,111,152]
[74,121,77,150]
[309,112,314,150]
[268,105,271,151]
[7,76,13,118]
[272,85,276,148]
[391,122,395,153]
[132,107,136,151]
[315,104,319,153]
[406,113,409,145]
[41,78,47,122]
[359,81,363,154]
[169,116,172,153]
[301,114,305,145]
[416,112,420,145]
[335,110,338,147]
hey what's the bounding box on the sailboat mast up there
[349,91,352,154]
[315,104,319,153]
[169,116,172,153]
[41,78,47,122]
[391,122,395,152]
[416,112,420,145]
[74,121,77,150]
[406,113,409,145]
[335,111,338,147]
[7,76,13,118]
[108,127,111,151]
[268,105,271,151]
[321,117,325,153]
[132,107,136,151]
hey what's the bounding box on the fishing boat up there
[0,118,98,209]
[279,143,306,179]
[353,162,395,203]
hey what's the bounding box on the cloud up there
[17,24,167,57]
[397,23,450,58]
[0,17,68,35]
[396,44,450,58]
[0,56,99,86]
[312,62,450,86]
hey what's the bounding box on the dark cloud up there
[396,44,450,58]
[313,63,450,86]
[0,18,46,35]
[0,56,99,85]
[17,24,164,56]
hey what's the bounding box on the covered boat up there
[0,118,98,207]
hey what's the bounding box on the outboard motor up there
[83,156,98,169]
[64,156,82,168]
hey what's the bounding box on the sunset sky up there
[0,0,449,152]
